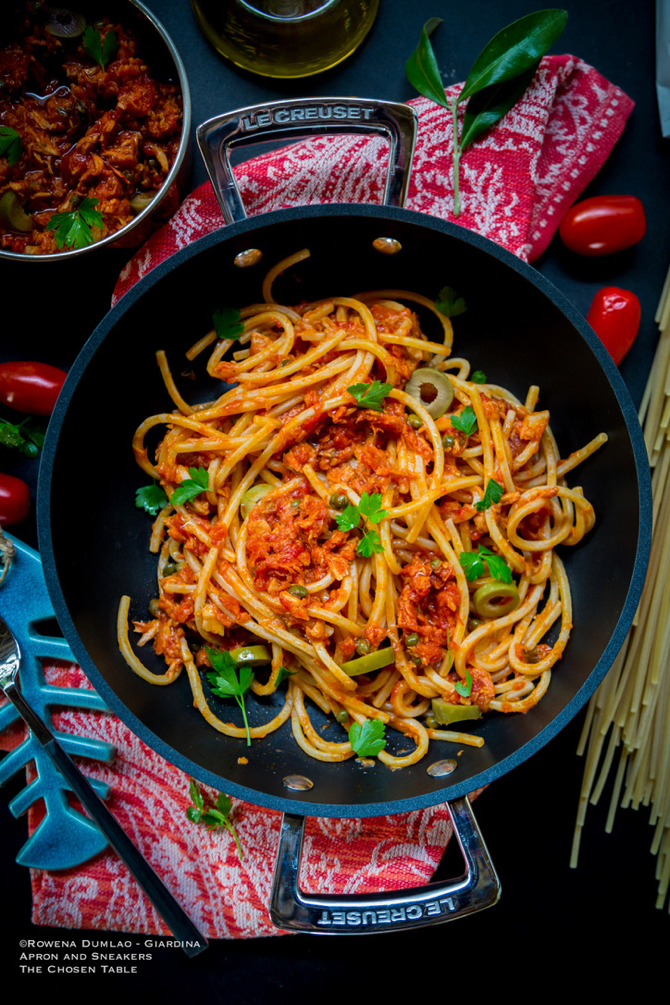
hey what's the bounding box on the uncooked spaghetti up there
[120,249,605,768]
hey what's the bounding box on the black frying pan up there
[38,99,651,932]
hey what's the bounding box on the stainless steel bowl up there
[0,0,191,262]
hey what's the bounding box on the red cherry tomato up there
[586,287,641,365]
[558,195,646,256]
[0,361,67,415]
[0,472,30,526]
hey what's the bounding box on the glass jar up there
[190,0,380,79]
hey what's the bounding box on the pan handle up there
[196,97,418,225]
[268,795,500,934]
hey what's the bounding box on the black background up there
[1,0,668,994]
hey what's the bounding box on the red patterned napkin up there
[20,54,632,940]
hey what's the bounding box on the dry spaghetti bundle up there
[120,249,605,768]
[571,271,670,910]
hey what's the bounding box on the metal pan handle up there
[196,97,418,225]
[269,796,500,934]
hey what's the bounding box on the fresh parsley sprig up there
[206,646,254,745]
[171,466,209,507]
[406,10,568,216]
[82,26,119,69]
[135,482,169,516]
[450,404,477,436]
[471,370,486,384]
[212,307,245,342]
[47,197,103,249]
[335,492,388,557]
[476,478,504,512]
[349,718,387,756]
[0,126,22,166]
[347,381,392,412]
[459,544,512,584]
[187,779,243,860]
[435,285,466,318]
[454,669,473,698]
[0,415,46,457]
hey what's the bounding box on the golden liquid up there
[190,0,380,78]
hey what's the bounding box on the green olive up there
[431,698,482,725]
[240,483,272,519]
[129,190,158,215]
[340,646,395,676]
[472,581,520,619]
[229,644,272,666]
[0,191,32,233]
[286,584,308,599]
[404,368,454,419]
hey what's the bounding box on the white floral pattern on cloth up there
[113,54,633,303]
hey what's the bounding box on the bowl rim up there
[0,0,192,263]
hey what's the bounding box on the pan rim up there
[37,203,652,817]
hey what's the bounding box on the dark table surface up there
[2,0,668,993]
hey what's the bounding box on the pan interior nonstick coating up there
[40,205,649,817]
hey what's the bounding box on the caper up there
[425,714,438,729]
[405,632,420,647]
[442,433,455,451]
[336,709,350,723]
[404,368,454,418]
[329,492,349,510]
[355,639,372,656]
[287,584,308,599]
[431,557,441,570]
[149,598,161,618]
[129,190,157,215]
[473,581,520,619]
[407,414,423,429]
[162,560,178,576]
[467,618,483,632]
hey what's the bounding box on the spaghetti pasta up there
[120,249,605,768]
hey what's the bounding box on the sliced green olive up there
[340,646,395,676]
[0,191,32,233]
[129,190,158,215]
[431,698,482,725]
[229,644,272,666]
[473,581,520,619]
[46,8,86,37]
[405,368,454,418]
[240,482,272,519]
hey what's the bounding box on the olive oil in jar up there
[190,0,380,79]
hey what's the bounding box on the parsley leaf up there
[335,503,361,533]
[212,307,245,342]
[275,666,297,686]
[435,285,467,318]
[471,370,487,383]
[477,545,512,584]
[135,482,168,516]
[82,26,119,69]
[349,718,387,756]
[357,529,384,557]
[170,466,209,507]
[450,405,477,436]
[0,126,22,166]
[454,669,473,697]
[358,491,388,525]
[47,197,103,249]
[459,545,512,584]
[476,478,504,511]
[206,646,254,745]
[186,779,243,860]
[347,381,392,412]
